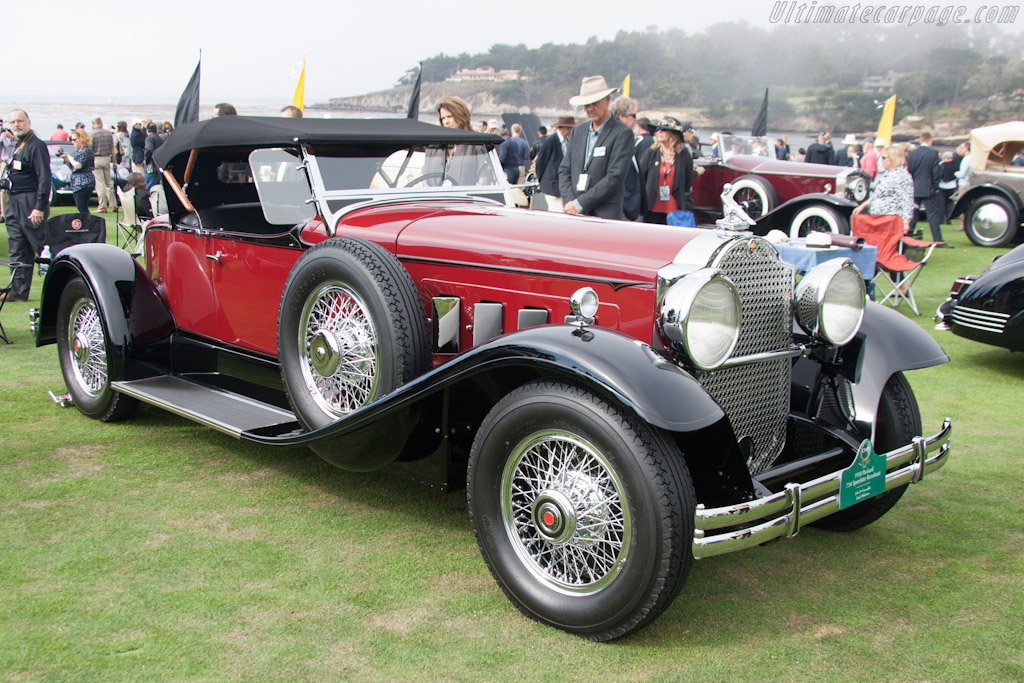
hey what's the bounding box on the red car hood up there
[725,155,847,177]
[339,201,703,284]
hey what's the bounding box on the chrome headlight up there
[795,259,865,345]
[658,270,741,370]
[846,174,869,202]
[55,167,71,183]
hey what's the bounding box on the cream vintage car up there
[951,121,1024,247]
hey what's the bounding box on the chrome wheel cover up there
[66,298,107,396]
[501,430,631,594]
[970,202,1011,244]
[298,281,379,418]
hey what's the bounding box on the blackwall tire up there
[727,175,777,219]
[813,372,920,532]
[964,194,1019,248]
[467,379,695,641]
[789,203,849,239]
[56,277,138,422]
[277,237,429,430]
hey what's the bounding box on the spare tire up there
[727,175,777,219]
[278,237,430,431]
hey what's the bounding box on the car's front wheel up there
[964,194,1019,247]
[56,278,138,422]
[789,203,849,239]
[813,372,920,531]
[277,237,429,430]
[467,379,695,641]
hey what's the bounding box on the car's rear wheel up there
[727,175,777,219]
[813,372,920,531]
[789,203,849,239]
[278,237,429,430]
[56,278,138,422]
[965,194,1019,247]
[467,379,695,641]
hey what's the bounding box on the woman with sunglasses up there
[60,130,96,214]
[852,144,914,233]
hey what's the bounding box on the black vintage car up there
[936,242,1024,350]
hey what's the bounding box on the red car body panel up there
[692,156,848,212]
[147,202,694,358]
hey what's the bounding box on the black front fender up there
[35,243,175,379]
[845,303,947,436]
[245,325,726,471]
[950,182,1024,220]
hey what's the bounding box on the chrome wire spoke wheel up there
[66,298,108,396]
[299,281,380,417]
[501,430,630,594]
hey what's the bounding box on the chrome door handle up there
[206,251,223,263]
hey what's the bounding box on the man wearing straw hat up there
[557,76,635,219]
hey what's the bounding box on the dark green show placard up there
[838,439,886,510]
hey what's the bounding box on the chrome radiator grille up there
[699,238,795,474]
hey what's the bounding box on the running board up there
[111,376,301,438]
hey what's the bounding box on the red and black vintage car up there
[695,134,871,238]
[32,117,951,641]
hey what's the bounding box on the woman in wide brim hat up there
[639,116,695,224]
[568,76,619,108]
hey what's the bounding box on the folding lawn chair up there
[851,213,939,315]
[116,186,143,255]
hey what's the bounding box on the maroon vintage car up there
[694,134,871,237]
[32,117,951,641]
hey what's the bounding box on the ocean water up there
[0,99,404,139]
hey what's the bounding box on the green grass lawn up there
[2,207,1023,680]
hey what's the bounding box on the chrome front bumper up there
[692,419,952,559]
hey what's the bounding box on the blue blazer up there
[535,133,565,197]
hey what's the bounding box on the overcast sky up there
[4,0,1019,104]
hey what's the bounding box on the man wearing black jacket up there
[907,132,949,245]
[3,110,51,302]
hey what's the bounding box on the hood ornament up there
[715,183,757,233]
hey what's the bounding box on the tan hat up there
[841,134,858,145]
[554,115,576,129]
[874,137,887,147]
[569,76,618,107]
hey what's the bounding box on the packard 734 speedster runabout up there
[32,116,952,641]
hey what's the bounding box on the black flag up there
[751,88,768,137]
[174,58,201,129]
[406,64,422,120]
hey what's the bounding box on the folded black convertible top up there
[154,116,503,167]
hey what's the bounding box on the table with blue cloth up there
[773,238,877,298]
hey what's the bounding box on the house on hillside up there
[446,67,522,82]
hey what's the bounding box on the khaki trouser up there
[543,194,563,213]
[93,155,116,211]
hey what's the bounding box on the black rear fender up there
[35,243,175,379]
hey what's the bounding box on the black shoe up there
[935,243,955,249]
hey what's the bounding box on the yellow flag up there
[875,95,896,146]
[292,59,306,112]
[622,74,631,99]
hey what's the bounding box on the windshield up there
[721,135,774,161]
[249,148,317,225]
[314,144,501,192]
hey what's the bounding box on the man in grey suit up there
[558,76,635,219]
